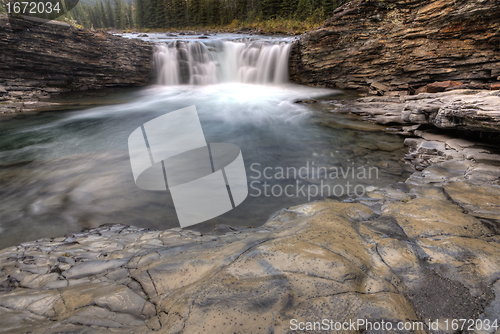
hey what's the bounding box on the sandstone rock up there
[57,256,75,265]
[417,132,453,142]
[289,0,500,92]
[444,182,500,219]
[416,141,446,156]
[382,198,489,238]
[142,301,156,318]
[0,185,499,333]
[0,289,60,310]
[0,306,50,332]
[146,316,161,330]
[409,187,448,201]
[62,257,130,279]
[433,93,500,132]
[370,81,390,93]
[94,285,146,317]
[446,138,475,151]
[335,90,500,134]
[463,148,500,163]
[61,306,145,328]
[0,15,153,113]
[19,273,59,289]
[43,279,68,289]
[465,163,500,184]
[426,81,464,93]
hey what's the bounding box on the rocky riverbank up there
[289,0,500,94]
[326,89,500,137]
[0,107,499,332]
[0,15,153,115]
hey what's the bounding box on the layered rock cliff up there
[0,15,153,113]
[289,0,500,93]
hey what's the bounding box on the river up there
[0,33,410,248]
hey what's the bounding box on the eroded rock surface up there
[289,0,500,92]
[0,15,153,114]
[0,169,499,333]
[329,89,500,134]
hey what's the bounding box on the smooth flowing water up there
[0,34,410,248]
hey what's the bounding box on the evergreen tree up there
[143,0,158,28]
[65,0,353,32]
[114,0,123,28]
[187,0,202,25]
[127,2,134,28]
[235,0,247,20]
[105,0,115,27]
[135,0,145,27]
[295,0,311,21]
[100,2,109,26]
[262,0,280,19]
[207,0,220,25]
[280,0,297,18]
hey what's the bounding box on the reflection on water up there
[0,83,410,249]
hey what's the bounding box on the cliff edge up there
[0,15,154,114]
[289,0,500,93]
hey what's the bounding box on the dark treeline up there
[63,0,351,30]
[63,0,134,29]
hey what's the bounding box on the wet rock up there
[444,182,500,219]
[62,258,130,279]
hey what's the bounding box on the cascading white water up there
[154,40,291,85]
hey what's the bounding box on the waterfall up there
[154,40,291,85]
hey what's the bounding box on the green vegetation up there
[61,0,351,32]
[60,0,133,29]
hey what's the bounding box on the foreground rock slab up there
[0,179,499,333]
